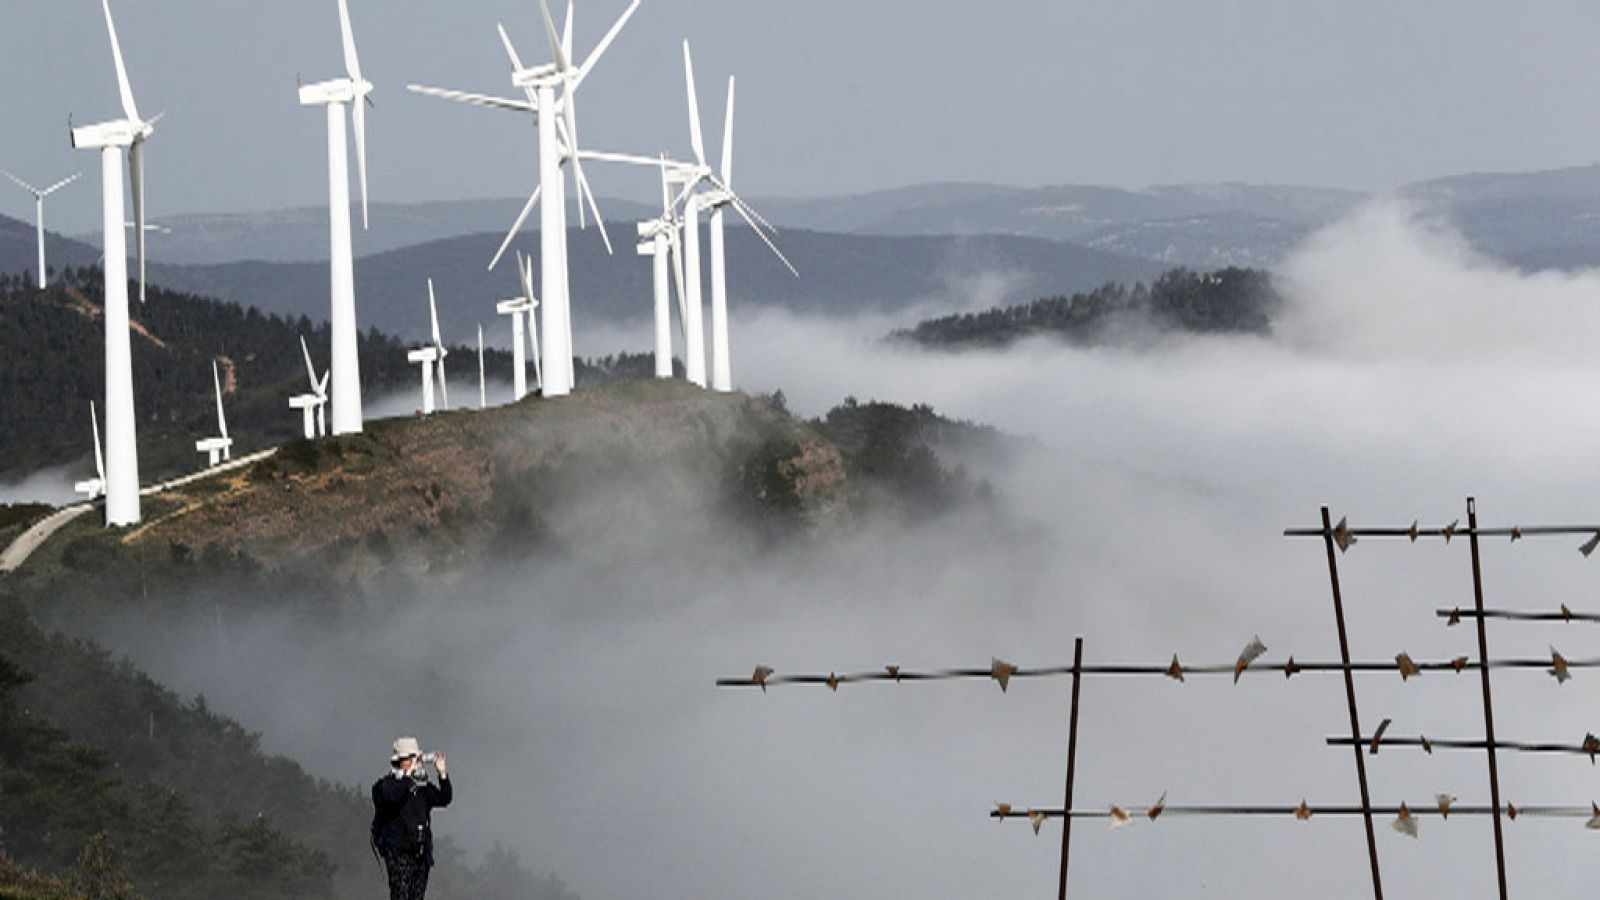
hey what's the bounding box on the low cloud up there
[58,203,1600,899]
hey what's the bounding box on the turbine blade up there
[730,196,799,278]
[490,184,542,271]
[42,172,83,197]
[527,297,543,388]
[337,0,363,81]
[428,278,442,346]
[353,97,370,230]
[91,401,105,481]
[518,249,537,304]
[561,1,574,67]
[669,228,688,336]
[555,110,585,229]
[300,335,318,389]
[574,159,613,253]
[721,76,735,185]
[659,155,671,214]
[574,0,640,90]
[406,84,537,114]
[103,0,142,123]
[683,42,706,166]
[718,177,779,234]
[130,141,147,301]
[539,0,569,70]
[319,370,331,395]
[212,360,228,439]
[497,23,527,72]
[1,170,40,196]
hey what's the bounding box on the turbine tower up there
[73,402,107,503]
[477,323,487,409]
[289,335,330,439]
[677,43,796,392]
[195,360,233,467]
[300,0,372,435]
[407,279,450,415]
[1,170,81,289]
[408,0,642,398]
[71,0,157,527]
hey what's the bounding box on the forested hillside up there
[892,267,1282,348]
[0,267,664,481]
[0,598,578,900]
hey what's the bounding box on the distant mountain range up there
[6,166,1600,338]
[8,216,1167,342]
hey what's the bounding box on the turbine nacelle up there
[298,77,373,107]
[70,118,150,150]
[496,297,536,315]
[511,64,561,88]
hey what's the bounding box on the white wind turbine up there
[407,280,450,415]
[494,250,542,401]
[634,158,692,379]
[289,335,330,439]
[677,43,797,392]
[477,324,487,409]
[1,169,81,289]
[194,361,233,467]
[74,402,107,503]
[299,0,373,436]
[408,0,642,399]
[71,0,157,527]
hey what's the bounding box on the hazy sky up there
[4,0,1600,233]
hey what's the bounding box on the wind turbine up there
[71,0,157,527]
[289,335,330,438]
[677,44,797,392]
[408,0,642,399]
[73,402,107,503]
[194,360,233,467]
[406,279,450,415]
[1,169,81,289]
[635,158,691,379]
[299,0,373,436]
[495,250,543,401]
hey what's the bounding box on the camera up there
[419,752,437,765]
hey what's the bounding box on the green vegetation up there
[893,266,1282,348]
[0,266,666,482]
[816,397,1001,517]
[0,599,576,899]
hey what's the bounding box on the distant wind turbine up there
[495,251,541,401]
[407,280,450,415]
[289,335,330,438]
[1,169,81,289]
[676,45,796,392]
[408,0,644,398]
[73,402,106,502]
[299,0,373,436]
[194,360,233,467]
[70,0,158,526]
[634,157,691,379]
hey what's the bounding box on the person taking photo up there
[371,736,452,900]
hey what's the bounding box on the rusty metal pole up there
[1318,506,1384,900]
[1465,497,1510,900]
[1057,637,1083,900]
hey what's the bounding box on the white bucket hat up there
[391,736,422,762]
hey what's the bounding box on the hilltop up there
[0,376,1003,899]
[5,377,999,610]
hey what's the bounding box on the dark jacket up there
[371,772,453,867]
